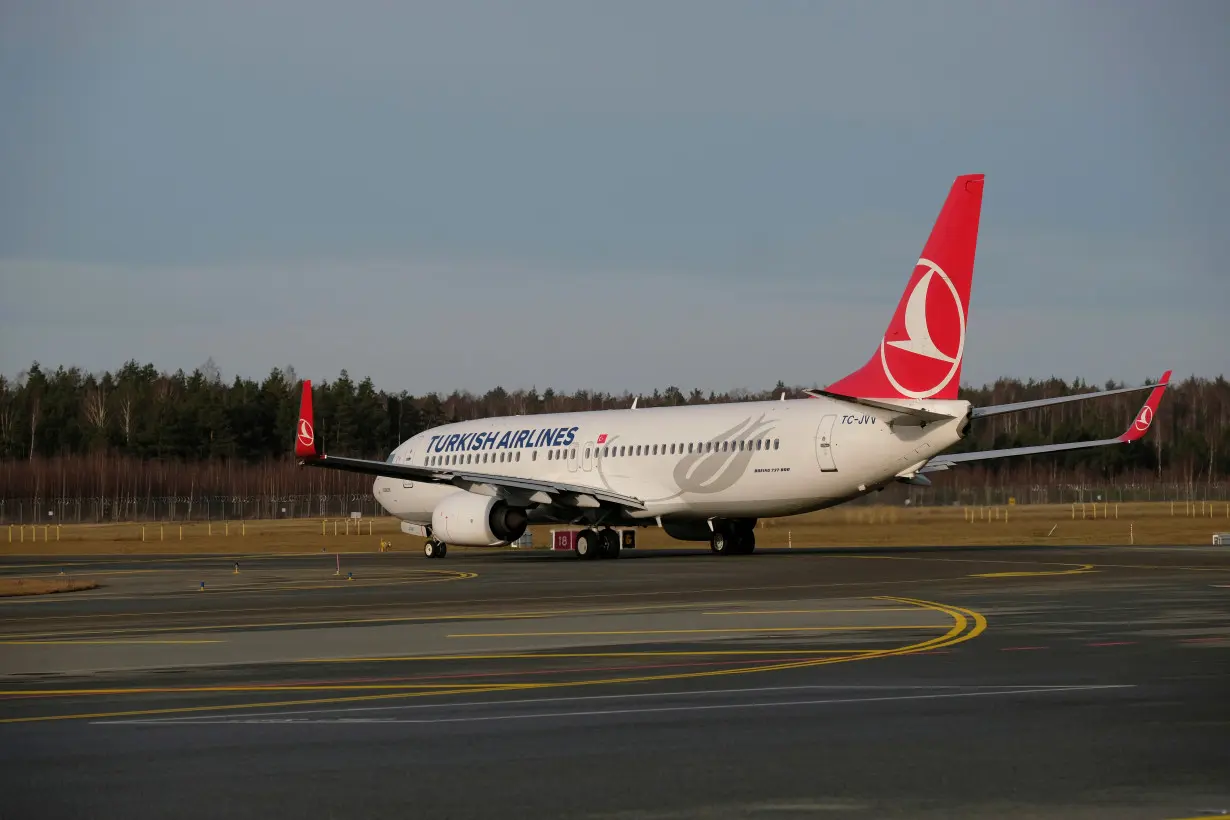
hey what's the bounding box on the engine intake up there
[431,493,528,547]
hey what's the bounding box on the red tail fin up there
[1118,370,1170,443]
[295,380,317,458]
[825,173,985,400]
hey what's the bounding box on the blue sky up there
[2,0,1226,394]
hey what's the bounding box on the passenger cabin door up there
[814,415,838,472]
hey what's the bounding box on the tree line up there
[0,359,1226,504]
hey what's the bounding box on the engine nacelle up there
[662,519,714,542]
[431,493,528,547]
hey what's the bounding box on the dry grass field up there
[2,500,1228,557]
[0,578,100,597]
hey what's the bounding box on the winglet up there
[295,380,318,458]
[1118,370,1170,443]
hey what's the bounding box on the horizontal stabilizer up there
[805,389,958,423]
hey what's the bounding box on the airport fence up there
[0,483,1226,524]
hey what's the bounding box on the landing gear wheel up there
[733,521,756,555]
[710,526,733,555]
[600,528,621,559]
[424,539,447,559]
[575,529,601,560]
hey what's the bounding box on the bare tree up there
[119,392,135,447]
[28,393,40,461]
[83,383,108,438]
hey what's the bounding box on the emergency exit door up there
[815,415,838,472]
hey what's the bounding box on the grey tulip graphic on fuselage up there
[594,415,777,503]
[672,415,778,494]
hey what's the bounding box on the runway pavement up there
[2,544,1228,819]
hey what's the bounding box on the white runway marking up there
[94,683,1134,726]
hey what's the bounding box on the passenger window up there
[571,448,576,459]
[547,450,553,461]
[585,447,591,459]
[739,440,745,451]
[774,438,780,450]
[532,451,537,461]
[619,446,625,456]
[516,452,521,462]
[669,443,675,454]
[687,442,694,453]
[651,444,657,455]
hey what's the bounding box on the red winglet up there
[295,380,318,458]
[1118,370,1170,443]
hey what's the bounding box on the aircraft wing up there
[291,381,645,511]
[920,375,1169,473]
[971,371,1171,418]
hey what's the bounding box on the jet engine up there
[431,493,528,547]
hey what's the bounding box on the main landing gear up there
[575,528,621,561]
[424,538,448,559]
[709,520,756,555]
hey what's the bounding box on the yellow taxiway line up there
[0,595,986,725]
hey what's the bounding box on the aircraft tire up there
[734,522,756,554]
[710,527,733,555]
[575,529,601,560]
[600,528,621,559]
[424,539,446,559]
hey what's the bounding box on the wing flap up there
[302,453,646,510]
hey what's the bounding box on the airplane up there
[293,173,1171,560]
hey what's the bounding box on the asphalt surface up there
[2,544,1228,820]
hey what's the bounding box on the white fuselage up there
[374,395,971,528]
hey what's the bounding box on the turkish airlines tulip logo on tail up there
[1134,405,1153,433]
[878,258,966,399]
[297,419,315,449]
